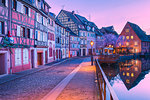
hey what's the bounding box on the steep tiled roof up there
[147,35,150,40]
[55,18,65,28]
[61,10,82,25]
[128,22,150,42]
[75,14,88,25]
[67,28,78,36]
[100,26,118,36]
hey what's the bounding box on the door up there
[88,49,92,55]
[59,50,61,59]
[56,50,58,59]
[83,49,86,56]
[31,50,34,68]
[0,53,6,75]
[53,50,55,60]
[37,53,42,66]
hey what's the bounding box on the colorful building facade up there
[118,22,150,54]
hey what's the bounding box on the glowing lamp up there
[90,41,94,47]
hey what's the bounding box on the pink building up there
[69,31,80,57]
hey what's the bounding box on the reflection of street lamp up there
[90,41,94,65]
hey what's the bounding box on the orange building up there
[118,22,150,54]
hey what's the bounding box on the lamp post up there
[90,41,94,65]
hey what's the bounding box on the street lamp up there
[90,41,94,65]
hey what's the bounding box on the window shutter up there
[15,49,18,66]
[36,13,39,22]
[17,1,22,13]
[23,49,25,64]
[23,49,29,64]
[5,0,8,7]
[19,49,22,65]
[17,25,20,36]
[29,8,31,17]
[30,29,33,38]
[35,30,38,39]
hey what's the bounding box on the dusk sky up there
[46,0,150,34]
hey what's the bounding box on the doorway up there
[45,51,48,64]
[0,53,7,75]
[83,49,86,56]
[37,53,43,66]
[31,50,34,68]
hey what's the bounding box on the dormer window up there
[78,25,81,28]
[92,27,95,32]
[87,26,90,31]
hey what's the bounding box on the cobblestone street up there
[0,57,87,100]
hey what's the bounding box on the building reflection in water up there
[119,58,150,90]
[101,58,150,90]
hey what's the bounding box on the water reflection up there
[101,58,150,90]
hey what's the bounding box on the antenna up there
[76,10,79,14]
[61,5,65,10]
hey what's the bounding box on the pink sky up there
[46,0,150,35]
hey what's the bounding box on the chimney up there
[72,11,75,14]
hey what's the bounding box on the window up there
[27,28,30,38]
[125,29,130,32]
[51,21,53,26]
[0,0,5,6]
[17,25,21,36]
[23,49,29,64]
[48,19,50,24]
[126,42,129,46]
[12,0,17,10]
[17,1,23,13]
[35,30,38,40]
[24,5,28,15]
[0,21,4,35]
[126,36,129,39]
[131,36,134,39]
[131,73,134,77]
[134,41,138,46]
[126,79,130,84]
[21,27,25,37]
[123,36,125,40]
[15,48,21,66]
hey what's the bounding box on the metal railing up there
[95,59,119,100]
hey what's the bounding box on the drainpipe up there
[8,0,12,74]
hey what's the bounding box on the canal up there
[100,57,150,100]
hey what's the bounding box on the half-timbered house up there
[57,10,88,56]
[69,29,80,57]
[0,0,10,75]
[34,0,50,67]
[55,19,62,60]
[47,12,55,63]
[10,0,36,73]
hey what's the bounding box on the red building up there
[117,22,150,54]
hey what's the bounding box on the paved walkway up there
[43,57,97,100]
[0,57,97,100]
